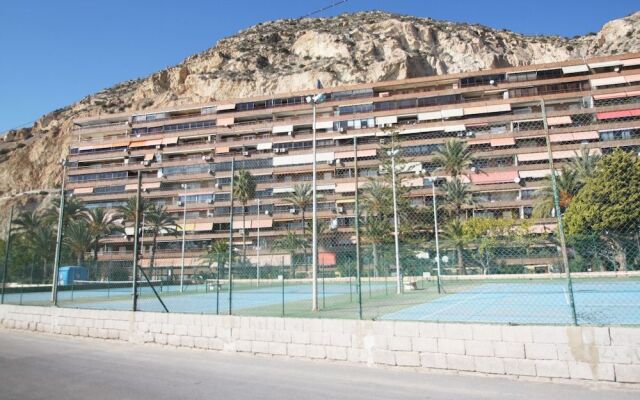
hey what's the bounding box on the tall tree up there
[568,145,601,183]
[116,196,151,224]
[273,230,305,278]
[233,170,256,264]
[533,167,581,218]
[63,220,93,266]
[441,219,468,275]
[564,150,640,271]
[201,240,230,278]
[432,139,472,178]
[285,183,313,267]
[47,195,87,228]
[85,208,121,278]
[441,177,474,219]
[145,205,179,279]
[14,210,53,282]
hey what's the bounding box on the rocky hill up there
[1,10,639,203]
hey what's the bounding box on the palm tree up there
[201,240,229,279]
[63,220,93,266]
[233,170,256,264]
[47,195,87,228]
[441,178,474,218]
[533,167,581,218]
[361,181,395,277]
[285,183,313,267]
[433,139,472,177]
[32,225,56,282]
[85,208,121,278]
[441,219,468,275]
[14,210,52,282]
[569,145,601,183]
[145,205,179,279]
[115,196,151,224]
[361,215,392,277]
[273,230,305,278]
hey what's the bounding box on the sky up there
[1,0,638,133]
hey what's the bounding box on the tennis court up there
[381,280,640,325]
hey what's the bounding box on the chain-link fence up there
[2,95,640,325]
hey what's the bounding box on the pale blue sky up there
[1,0,638,132]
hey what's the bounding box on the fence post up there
[1,205,14,304]
[354,137,363,319]
[51,159,67,305]
[281,259,285,317]
[131,171,142,312]
[228,157,235,316]
[541,99,578,325]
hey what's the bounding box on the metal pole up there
[281,259,285,317]
[311,102,319,311]
[131,171,142,311]
[228,157,235,315]
[431,180,442,294]
[256,198,260,286]
[180,183,188,292]
[541,99,577,325]
[1,205,14,304]
[51,160,67,305]
[353,137,363,319]
[390,148,402,294]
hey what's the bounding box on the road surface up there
[0,329,637,400]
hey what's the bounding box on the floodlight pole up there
[51,159,67,305]
[179,183,188,292]
[541,99,577,325]
[256,198,261,286]
[353,138,363,319]
[228,157,235,315]
[131,171,142,311]
[1,206,14,304]
[430,178,442,294]
[389,144,402,295]
[311,100,319,311]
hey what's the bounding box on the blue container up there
[58,266,89,286]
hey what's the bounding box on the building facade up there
[67,52,640,277]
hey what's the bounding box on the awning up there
[417,111,442,121]
[256,142,273,150]
[272,125,293,134]
[315,120,334,129]
[561,64,589,74]
[215,146,230,154]
[518,169,551,179]
[401,177,424,188]
[335,182,364,193]
[464,103,511,116]
[490,137,516,147]
[273,187,295,194]
[334,149,377,159]
[272,152,334,166]
[232,219,273,230]
[444,124,466,132]
[124,182,162,191]
[177,222,213,232]
[622,58,640,67]
[547,116,572,126]
[441,108,463,118]
[376,115,398,125]
[517,152,549,162]
[317,184,336,191]
[593,91,628,100]
[470,170,519,185]
[335,198,355,204]
[77,140,130,152]
[597,108,640,120]
[217,117,234,126]
[520,148,602,162]
[549,133,575,143]
[625,74,640,84]
[590,76,626,87]
[73,187,94,194]
[129,139,163,148]
[143,153,155,161]
[588,60,623,69]
[216,103,236,111]
[467,138,491,146]
[162,137,179,145]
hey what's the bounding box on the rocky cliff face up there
[1,10,639,200]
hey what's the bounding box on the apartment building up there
[67,52,640,276]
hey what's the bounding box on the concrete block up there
[465,341,493,357]
[306,345,326,359]
[207,338,225,351]
[180,336,194,348]
[287,343,307,357]
[598,346,634,364]
[303,319,324,333]
[326,346,348,361]
[161,323,174,335]
[309,331,331,346]
[235,340,252,353]
[174,325,188,336]
[531,326,569,344]
[395,351,420,367]
[269,342,287,356]
[217,327,232,339]
[525,343,557,360]
[284,318,304,332]
[609,327,640,347]
[255,329,273,342]
[193,337,208,349]
[187,325,202,337]
[503,358,537,376]
[437,338,465,355]
[291,331,311,344]
[493,342,525,359]
[420,352,447,369]
[394,321,419,337]
[501,326,532,343]
[535,360,569,378]
[371,321,395,336]
[330,332,351,348]
[322,319,344,333]
[347,348,367,363]
[446,354,475,371]
[568,362,615,381]
[273,330,292,343]
[167,335,181,346]
[154,333,168,345]
[475,357,505,374]
[252,341,270,354]
[567,326,610,346]
[373,350,396,366]
[440,324,473,340]
[388,336,412,351]
[412,337,437,353]
[202,326,217,338]
[615,364,640,383]
[472,325,502,341]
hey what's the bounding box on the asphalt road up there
[0,330,637,400]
